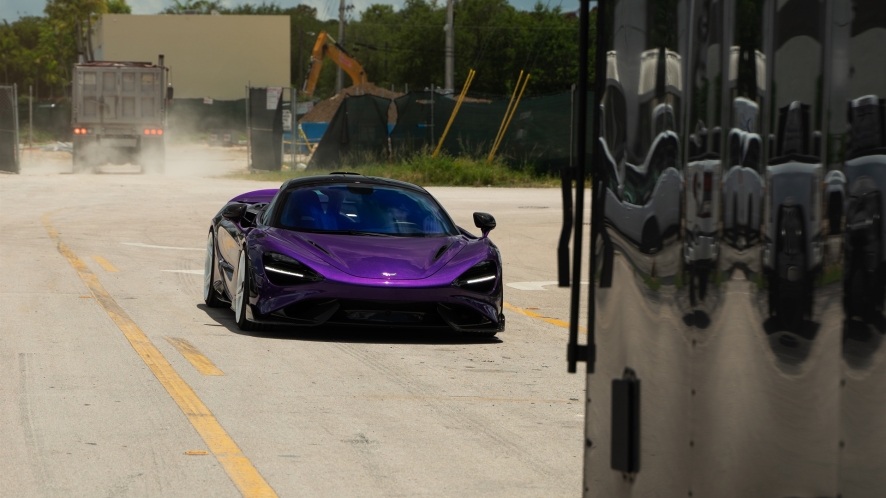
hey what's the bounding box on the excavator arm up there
[302,31,368,97]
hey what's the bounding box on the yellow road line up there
[41,212,276,498]
[503,301,586,331]
[92,255,120,272]
[166,337,225,376]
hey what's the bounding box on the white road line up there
[161,270,204,275]
[506,281,589,291]
[122,242,203,251]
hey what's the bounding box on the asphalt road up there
[1,146,591,497]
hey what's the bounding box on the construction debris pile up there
[300,83,404,124]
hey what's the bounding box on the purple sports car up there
[203,172,504,336]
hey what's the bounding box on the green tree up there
[162,0,224,14]
[1,0,593,102]
[348,4,401,89]
[340,0,587,97]
[43,0,108,44]
[228,2,284,15]
[106,0,132,14]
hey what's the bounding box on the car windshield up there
[276,183,459,237]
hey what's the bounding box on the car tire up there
[464,331,498,338]
[203,230,226,308]
[640,219,662,254]
[234,250,260,331]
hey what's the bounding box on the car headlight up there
[453,261,498,293]
[262,252,324,286]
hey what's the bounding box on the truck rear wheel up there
[139,137,165,174]
[72,137,92,173]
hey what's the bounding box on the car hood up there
[271,229,467,280]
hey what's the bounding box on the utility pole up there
[29,85,33,156]
[336,0,345,94]
[297,27,304,87]
[444,0,454,94]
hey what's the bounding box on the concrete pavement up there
[1,145,591,497]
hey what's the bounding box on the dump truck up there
[71,56,171,173]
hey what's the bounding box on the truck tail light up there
[144,128,163,135]
[73,127,89,135]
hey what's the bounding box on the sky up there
[1,0,589,23]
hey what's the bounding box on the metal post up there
[336,0,345,94]
[567,0,590,374]
[245,85,251,172]
[298,27,304,86]
[29,85,33,155]
[558,84,576,287]
[444,0,454,94]
[430,84,435,151]
[585,0,607,375]
[14,83,20,172]
[570,84,575,168]
[290,87,296,168]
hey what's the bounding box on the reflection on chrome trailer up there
[562,0,886,496]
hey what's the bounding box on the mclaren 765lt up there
[203,173,505,336]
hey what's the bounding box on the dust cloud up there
[15,140,248,178]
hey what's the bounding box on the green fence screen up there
[309,90,592,173]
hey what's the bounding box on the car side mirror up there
[166,85,174,101]
[222,203,247,221]
[473,212,496,238]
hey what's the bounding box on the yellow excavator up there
[302,31,369,97]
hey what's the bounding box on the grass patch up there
[227,150,561,187]
[818,264,843,287]
[18,128,64,145]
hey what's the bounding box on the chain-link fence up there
[18,100,70,142]
[0,85,20,174]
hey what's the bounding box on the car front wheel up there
[203,230,226,308]
[234,250,259,331]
